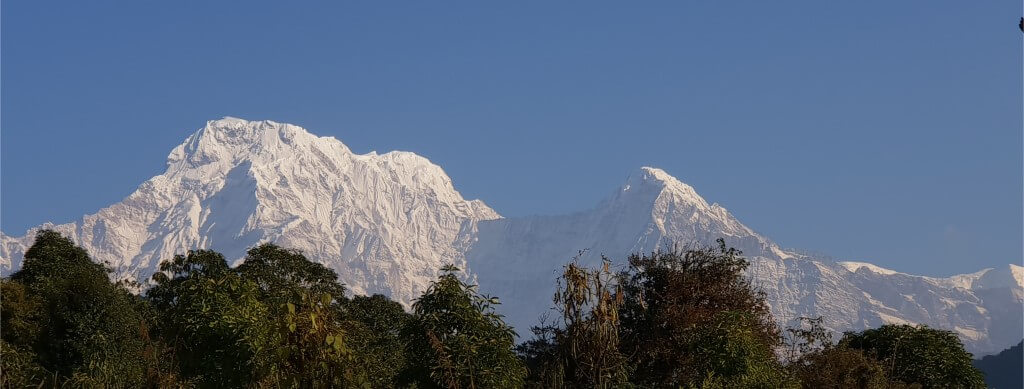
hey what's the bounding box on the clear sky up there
[1,1,1020,276]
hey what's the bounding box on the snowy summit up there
[2,118,1020,354]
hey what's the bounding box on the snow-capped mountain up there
[0,118,499,305]
[463,167,1023,355]
[2,118,1020,354]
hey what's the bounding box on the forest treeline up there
[0,230,988,388]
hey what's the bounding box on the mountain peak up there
[621,166,709,210]
[625,166,673,185]
[2,119,1018,355]
[638,166,673,180]
[4,118,501,305]
[208,116,251,126]
[198,117,318,148]
[165,118,352,175]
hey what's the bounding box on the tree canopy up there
[841,324,985,389]
[0,230,989,389]
[617,240,784,387]
[2,230,166,386]
[404,265,527,388]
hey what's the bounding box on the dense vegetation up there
[1,231,990,388]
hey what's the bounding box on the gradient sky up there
[2,1,1020,277]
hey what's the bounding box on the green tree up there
[515,323,564,389]
[0,280,43,356]
[4,230,154,386]
[149,250,277,387]
[0,340,49,387]
[790,346,907,389]
[689,311,798,389]
[261,290,357,388]
[785,317,910,389]
[344,294,413,388]
[841,324,984,388]
[617,239,784,387]
[405,265,526,388]
[236,243,346,306]
[151,245,368,388]
[236,244,362,387]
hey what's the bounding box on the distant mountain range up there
[974,341,1022,388]
[2,118,1020,354]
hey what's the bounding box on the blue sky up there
[2,1,1020,276]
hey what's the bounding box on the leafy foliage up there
[343,294,414,388]
[2,230,155,386]
[265,291,357,387]
[783,316,834,362]
[0,340,50,387]
[841,324,985,388]
[0,280,43,354]
[237,243,346,306]
[790,346,906,389]
[516,323,564,388]
[617,239,784,387]
[0,231,991,389]
[552,258,630,388]
[405,265,526,388]
[785,317,908,389]
[148,249,276,387]
[149,246,365,388]
[234,244,364,387]
[685,311,798,388]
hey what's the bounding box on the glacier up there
[2,118,1020,355]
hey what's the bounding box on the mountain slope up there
[973,341,1023,389]
[0,118,499,304]
[2,118,1019,354]
[464,167,1023,354]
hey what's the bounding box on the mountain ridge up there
[2,117,501,304]
[2,118,1020,354]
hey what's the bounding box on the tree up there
[237,244,361,387]
[0,280,49,387]
[790,346,904,389]
[236,243,346,306]
[517,256,632,388]
[344,294,414,388]
[3,230,154,386]
[150,245,366,388]
[0,280,43,356]
[405,265,526,388]
[841,324,985,388]
[263,290,357,387]
[784,317,913,389]
[515,322,564,388]
[0,340,49,387]
[617,239,784,387]
[551,258,630,388]
[783,317,833,363]
[689,311,799,389]
[148,250,277,387]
